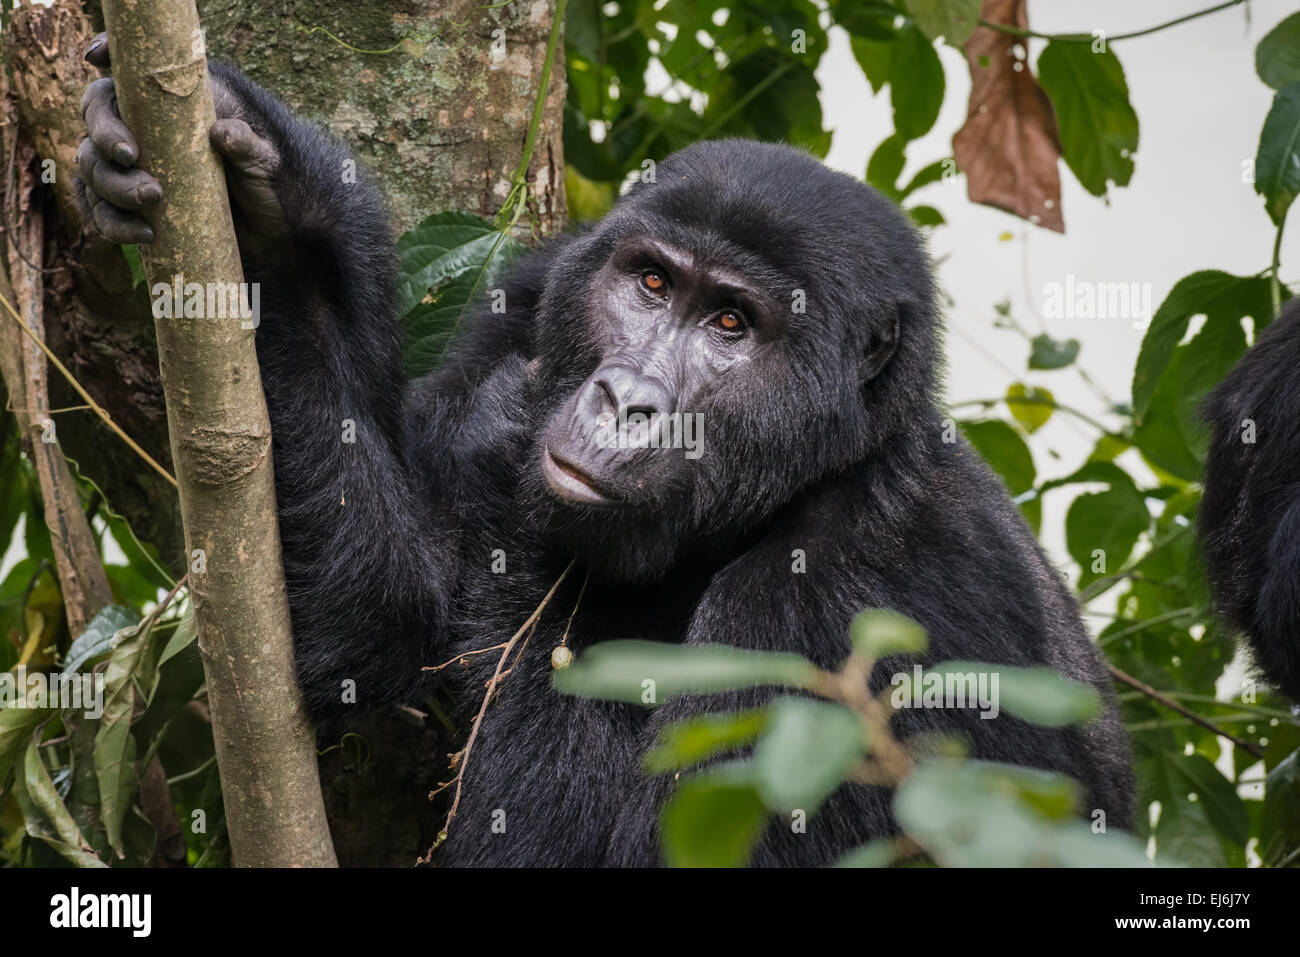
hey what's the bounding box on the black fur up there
[211,64,1134,866]
[1202,298,1300,700]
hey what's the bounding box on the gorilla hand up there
[75,31,285,245]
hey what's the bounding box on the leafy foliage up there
[556,612,1149,866]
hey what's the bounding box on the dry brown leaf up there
[952,0,1065,232]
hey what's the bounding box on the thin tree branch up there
[0,288,177,487]
[978,1,1246,44]
[1108,664,1265,759]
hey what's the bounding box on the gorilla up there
[1202,298,1300,701]
[75,36,1133,866]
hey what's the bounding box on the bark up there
[197,0,567,235]
[100,0,335,867]
[0,124,113,636]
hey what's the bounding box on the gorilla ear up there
[861,307,901,382]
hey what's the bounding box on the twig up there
[419,559,575,863]
[1108,664,1265,759]
[0,288,176,487]
[1097,607,1197,646]
[421,642,509,674]
[977,1,1245,44]
[949,395,1119,437]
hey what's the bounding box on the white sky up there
[817,0,1300,568]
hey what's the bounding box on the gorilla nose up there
[590,366,674,421]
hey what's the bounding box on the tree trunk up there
[100,0,336,868]
[198,0,568,235]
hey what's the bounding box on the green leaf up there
[899,157,952,198]
[396,212,517,316]
[1256,13,1300,90]
[1153,794,1224,866]
[1255,81,1300,226]
[895,760,1150,866]
[1037,43,1138,197]
[1038,460,1136,495]
[121,244,145,289]
[892,24,945,139]
[927,661,1101,727]
[0,704,45,783]
[866,133,906,198]
[552,640,820,705]
[643,709,768,774]
[830,0,899,41]
[12,737,107,867]
[849,34,894,94]
[1006,383,1053,433]
[1131,271,1275,419]
[94,619,152,857]
[1145,751,1248,861]
[834,838,899,867]
[906,204,945,227]
[959,419,1035,495]
[1260,748,1300,865]
[661,768,767,867]
[1088,432,1130,463]
[156,608,198,669]
[395,212,524,377]
[905,0,981,47]
[1132,287,1255,481]
[1065,484,1149,588]
[751,697,865,812]
[849,608,928,661]
[1132,349,1206,482]
[1167,753,1249,847]
[1028,333,1080,370]
[61,604,141,676]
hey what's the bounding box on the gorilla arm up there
[77,40,456,719]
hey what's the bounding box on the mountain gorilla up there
[76,35,1133,866]
[1202,299,1300,701]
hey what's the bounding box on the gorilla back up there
[75,56,1134,866]
[1202,299,1300,701]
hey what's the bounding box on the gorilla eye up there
[713,309,746,334]
[641,270,668,295]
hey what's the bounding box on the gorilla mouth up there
[542,447,622,507]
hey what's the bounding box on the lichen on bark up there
[199,0,568,235]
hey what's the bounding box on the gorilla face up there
[527,140,938,581]
[540,234,787,510]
